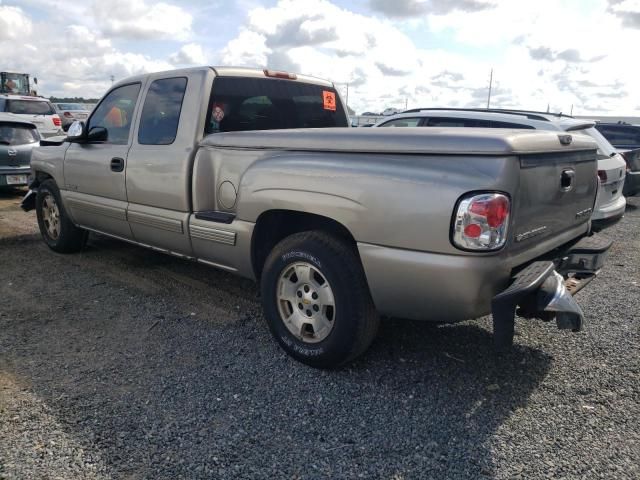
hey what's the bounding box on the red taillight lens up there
[63,112,73,117]
[452,192,511,251]
[469,195,510,228]
[597,170,607,184]
[464,224,482,238]
[52,115,62,126]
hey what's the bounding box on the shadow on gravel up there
[0,235,552,479]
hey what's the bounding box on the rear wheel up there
[36,179,87,253]
[261,231,379,368]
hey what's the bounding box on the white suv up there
[375,108,627,227]
[0,94,64,138]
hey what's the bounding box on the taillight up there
[52,115,62,127]
[63,112,73,118]
[452,193,510,251]
[597,170,607,184]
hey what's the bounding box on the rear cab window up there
[6,100,56,115]
[205,77,347,134]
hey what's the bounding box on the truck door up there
[62,83,142,239]
[125,75,194,255]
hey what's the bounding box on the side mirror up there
[87,126,108,142]
[66,120,85,141]
[66,122,108,143]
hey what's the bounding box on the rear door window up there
[206,77,347,134]
[138,77,187,145]
[6,100,55,115]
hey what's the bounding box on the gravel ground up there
[0,189,638,479]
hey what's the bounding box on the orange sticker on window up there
[322,90,336,111]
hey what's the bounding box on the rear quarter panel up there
[233,150,522,255]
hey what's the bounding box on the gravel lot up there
[0,188,638,479]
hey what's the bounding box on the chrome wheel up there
[276,262,336,343]
[42,193,60,240]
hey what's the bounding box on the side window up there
[138,77,187,145]
[379,117,422,127]
[88,83,141,145]
[425,117,482,127]
[489,121,534,129]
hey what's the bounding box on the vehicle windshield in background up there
[579,127,617,157]
[206,77,347,134]
[56,103,85,111]
[7,100,56,115]
[0,124,39,145]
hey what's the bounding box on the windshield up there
[56,103,85,111]
[578,127,617,157]
[7,100,56,115]
[0,123,39,145]
[205,77,347,134]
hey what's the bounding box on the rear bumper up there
[491,234,611,348]
[40,130,64,138]
[0,167,31,186]
[358,231,610,324]
[623,170,640,197]
[592,194,626,221]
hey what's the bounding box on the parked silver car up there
[54,103,91,131]
[0,114,40,187]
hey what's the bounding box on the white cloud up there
[0,8,172,98]
[216,0,640,115]
[91,0,193,40]
[0,5,33,40]
[169,43,207,65]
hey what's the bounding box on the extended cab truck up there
[22,67,611,368]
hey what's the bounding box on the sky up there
[1,0,638,115]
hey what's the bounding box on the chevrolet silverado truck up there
[22,66,611,368]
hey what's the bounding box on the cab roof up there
[111,66,334,89]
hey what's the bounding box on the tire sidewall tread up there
[261,231,379,368]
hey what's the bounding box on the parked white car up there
[0,94,63,138]
[375,108,627,227]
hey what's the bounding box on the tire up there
[36,179,87,253]
[260,231,379,368]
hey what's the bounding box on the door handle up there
[110,157,125,172]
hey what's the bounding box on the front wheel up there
[36,179,87,253]
[260,231,379,368]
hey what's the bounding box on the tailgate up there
[512,149,597,249]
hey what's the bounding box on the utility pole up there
[570,104,574,116]
[405,98,408,110]
[345,83,349,110]
[486,68,493,109]
[110,75,115,84]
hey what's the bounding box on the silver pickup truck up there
[22,66,611,368]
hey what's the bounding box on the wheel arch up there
[251,209,359,280]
